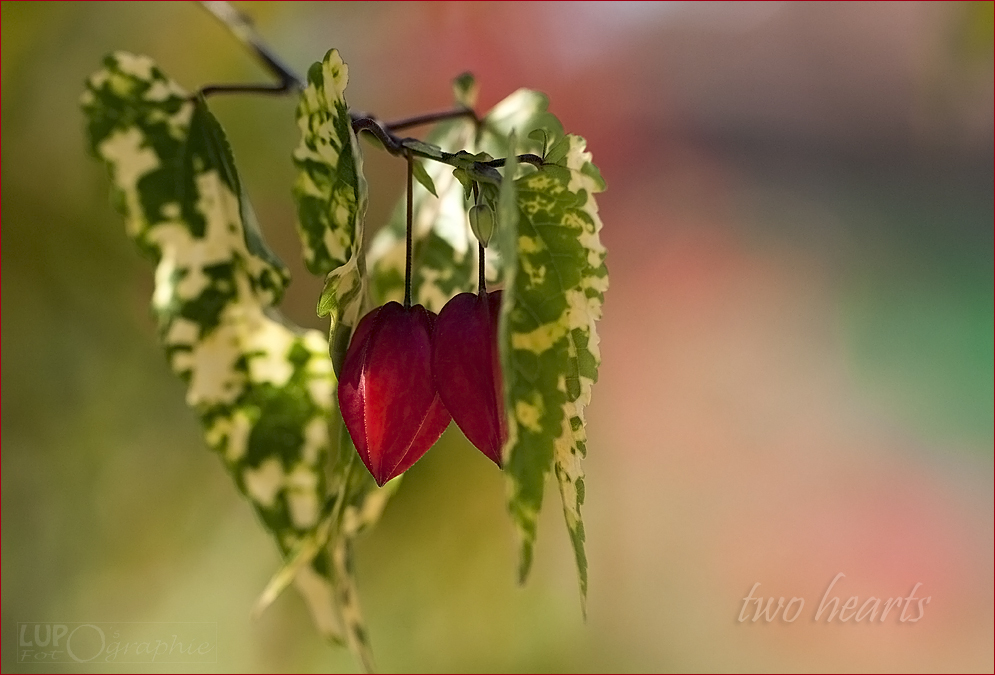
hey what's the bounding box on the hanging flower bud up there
[432,290,507,467]
[468,203,495,247]
[338,302,452,486]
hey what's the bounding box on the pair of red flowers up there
[337,290,508,486]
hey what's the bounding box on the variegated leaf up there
[489,101,607,613]
[82,51,341,640]
[294,49,369,381]
[551,134,606,617]
[293,49,368,277]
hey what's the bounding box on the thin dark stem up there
[384,108,477,132]
[353,118,544,174]
[478,242,486,296]
[198,82,298,97]
[198,1,303,98]
[481,154,544,169]
[404,151,414,309]
[352,118,404,154]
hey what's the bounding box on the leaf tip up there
[452,71,478,109]
[516,538,535,585]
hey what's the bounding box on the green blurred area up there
[3,2,992,672]
[739,155,994,446]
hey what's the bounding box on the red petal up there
[338,302,452,485]
[337,304,384,474]
[433,291,507,467]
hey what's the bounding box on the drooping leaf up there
[82,52,342,638]
[293,49,369,379]
[486,96,608,614]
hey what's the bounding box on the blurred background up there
[2,2,992,672]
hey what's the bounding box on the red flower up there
[338,302,452,486]
[432,290,507,467]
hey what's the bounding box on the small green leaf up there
[449,150,503,186]
[402,138,447,161]
[545,136,571,165]
[468,162,503,186]
[316,255,365,377]
[527,128,548,158]
[451,166,474,201]
[411,159,438,197]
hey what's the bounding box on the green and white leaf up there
[294,49,369,382]
[293,49,367,277]
[487,93,608,614]
[82,51,344,638]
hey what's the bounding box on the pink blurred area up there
[597,217,992,669]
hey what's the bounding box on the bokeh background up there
[3,2,992,672]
